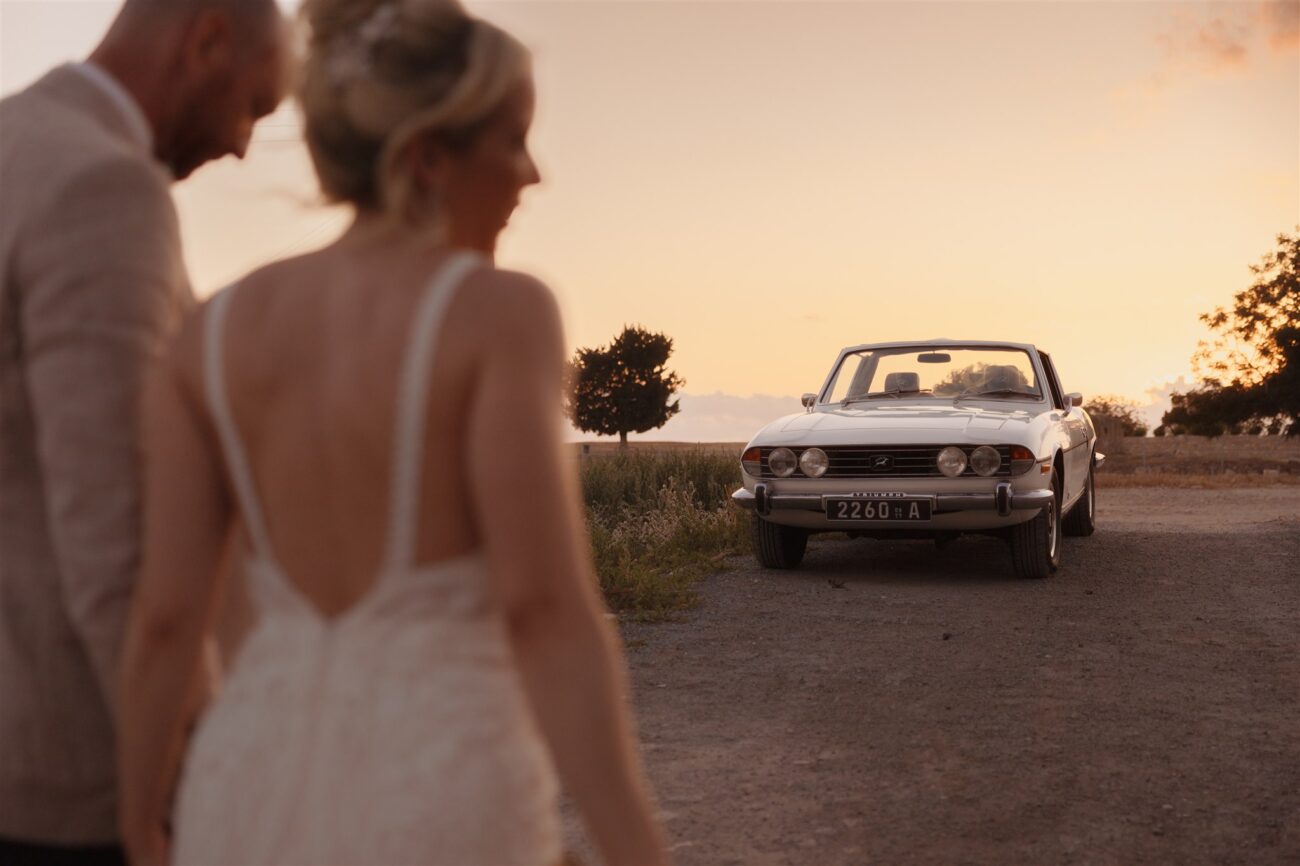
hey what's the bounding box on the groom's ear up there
[180,8,236,76]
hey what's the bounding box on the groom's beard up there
[156,71,232,181]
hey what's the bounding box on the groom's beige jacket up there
[0,65,193,844]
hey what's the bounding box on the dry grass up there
[581,450,746,621]
[572,441,744,459]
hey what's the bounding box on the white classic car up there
[732,340,1103,578]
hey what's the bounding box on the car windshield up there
[824,346,1044,405]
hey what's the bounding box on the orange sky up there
[2,0,1297,439]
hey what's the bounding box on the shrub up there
[580,450,747,620]
[1085,395,1149,437]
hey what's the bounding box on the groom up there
[0,0,287,861]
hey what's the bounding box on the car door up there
[1039,351,1090,502]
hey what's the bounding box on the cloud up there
[1157,2,1299,76]
[1158,9,1251,75]
[1190,15,1253,69]
[1192,16,1251,69]
[1111,2,1295,127]
[1137,376,1199,432]
[1262,0,1300,52]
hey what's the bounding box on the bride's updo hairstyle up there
[298,0,529,224]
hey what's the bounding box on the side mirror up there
[1066,392,1083,408]
[801,393,817,410]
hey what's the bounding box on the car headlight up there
[768,447,797,477]
[799,448,829,478]
[970,445,1001,476]
[741,446,762,477]
[937,446,967,478]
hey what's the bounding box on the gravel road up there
[593,487,1300,865]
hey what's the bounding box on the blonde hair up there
[298,0,530,224]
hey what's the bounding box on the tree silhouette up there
[1084,395,1148,437]
[1161,229,1300,436]
[566,325,685,447]
[933,362,990,395]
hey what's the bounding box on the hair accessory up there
[326,2,403,87]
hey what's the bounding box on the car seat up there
[883,371,921,392]
[982,365,1029,392]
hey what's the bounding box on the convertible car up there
[732,340,1102,578]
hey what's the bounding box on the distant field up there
[1098,433,1300,478]
[1096,472,1300,488]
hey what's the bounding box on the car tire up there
[1062,454,1097,537]
[1010,468,1061,579]
[750,515,809,569]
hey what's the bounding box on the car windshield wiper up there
[953,389,1040,402]
[843,388,931,405]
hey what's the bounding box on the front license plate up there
[825,497,932,522]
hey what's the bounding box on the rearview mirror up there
[917,352,951,363]
[1066,392,1083,408]
[801,393,817,410]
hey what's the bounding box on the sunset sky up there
[2,0,1297,440]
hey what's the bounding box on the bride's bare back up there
[208,237,493,618]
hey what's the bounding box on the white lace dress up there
[171,253,561,865]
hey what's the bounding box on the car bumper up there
[732,481,1053,518]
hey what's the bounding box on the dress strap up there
[203,285,278,566]
[381,251,485,572]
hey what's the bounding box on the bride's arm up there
[467,274,670,866]
[118,324,231,866]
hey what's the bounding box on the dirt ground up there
[572,487,1300,865]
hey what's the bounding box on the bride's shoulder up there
[462,266,561,333]
[465,264,552,300]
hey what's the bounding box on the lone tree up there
[1161,229,1300,437]
[566,325,685,447]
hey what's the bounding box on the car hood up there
[751,402,1046,446]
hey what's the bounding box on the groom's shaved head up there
[114,0,283,50]
[93,0,289,179]
[116,0,279,21]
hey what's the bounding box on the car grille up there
[756,445,1015,479]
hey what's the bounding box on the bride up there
[117,1,669,864]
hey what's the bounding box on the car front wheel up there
[1010,469,1061,579]
[750,515,809,569]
